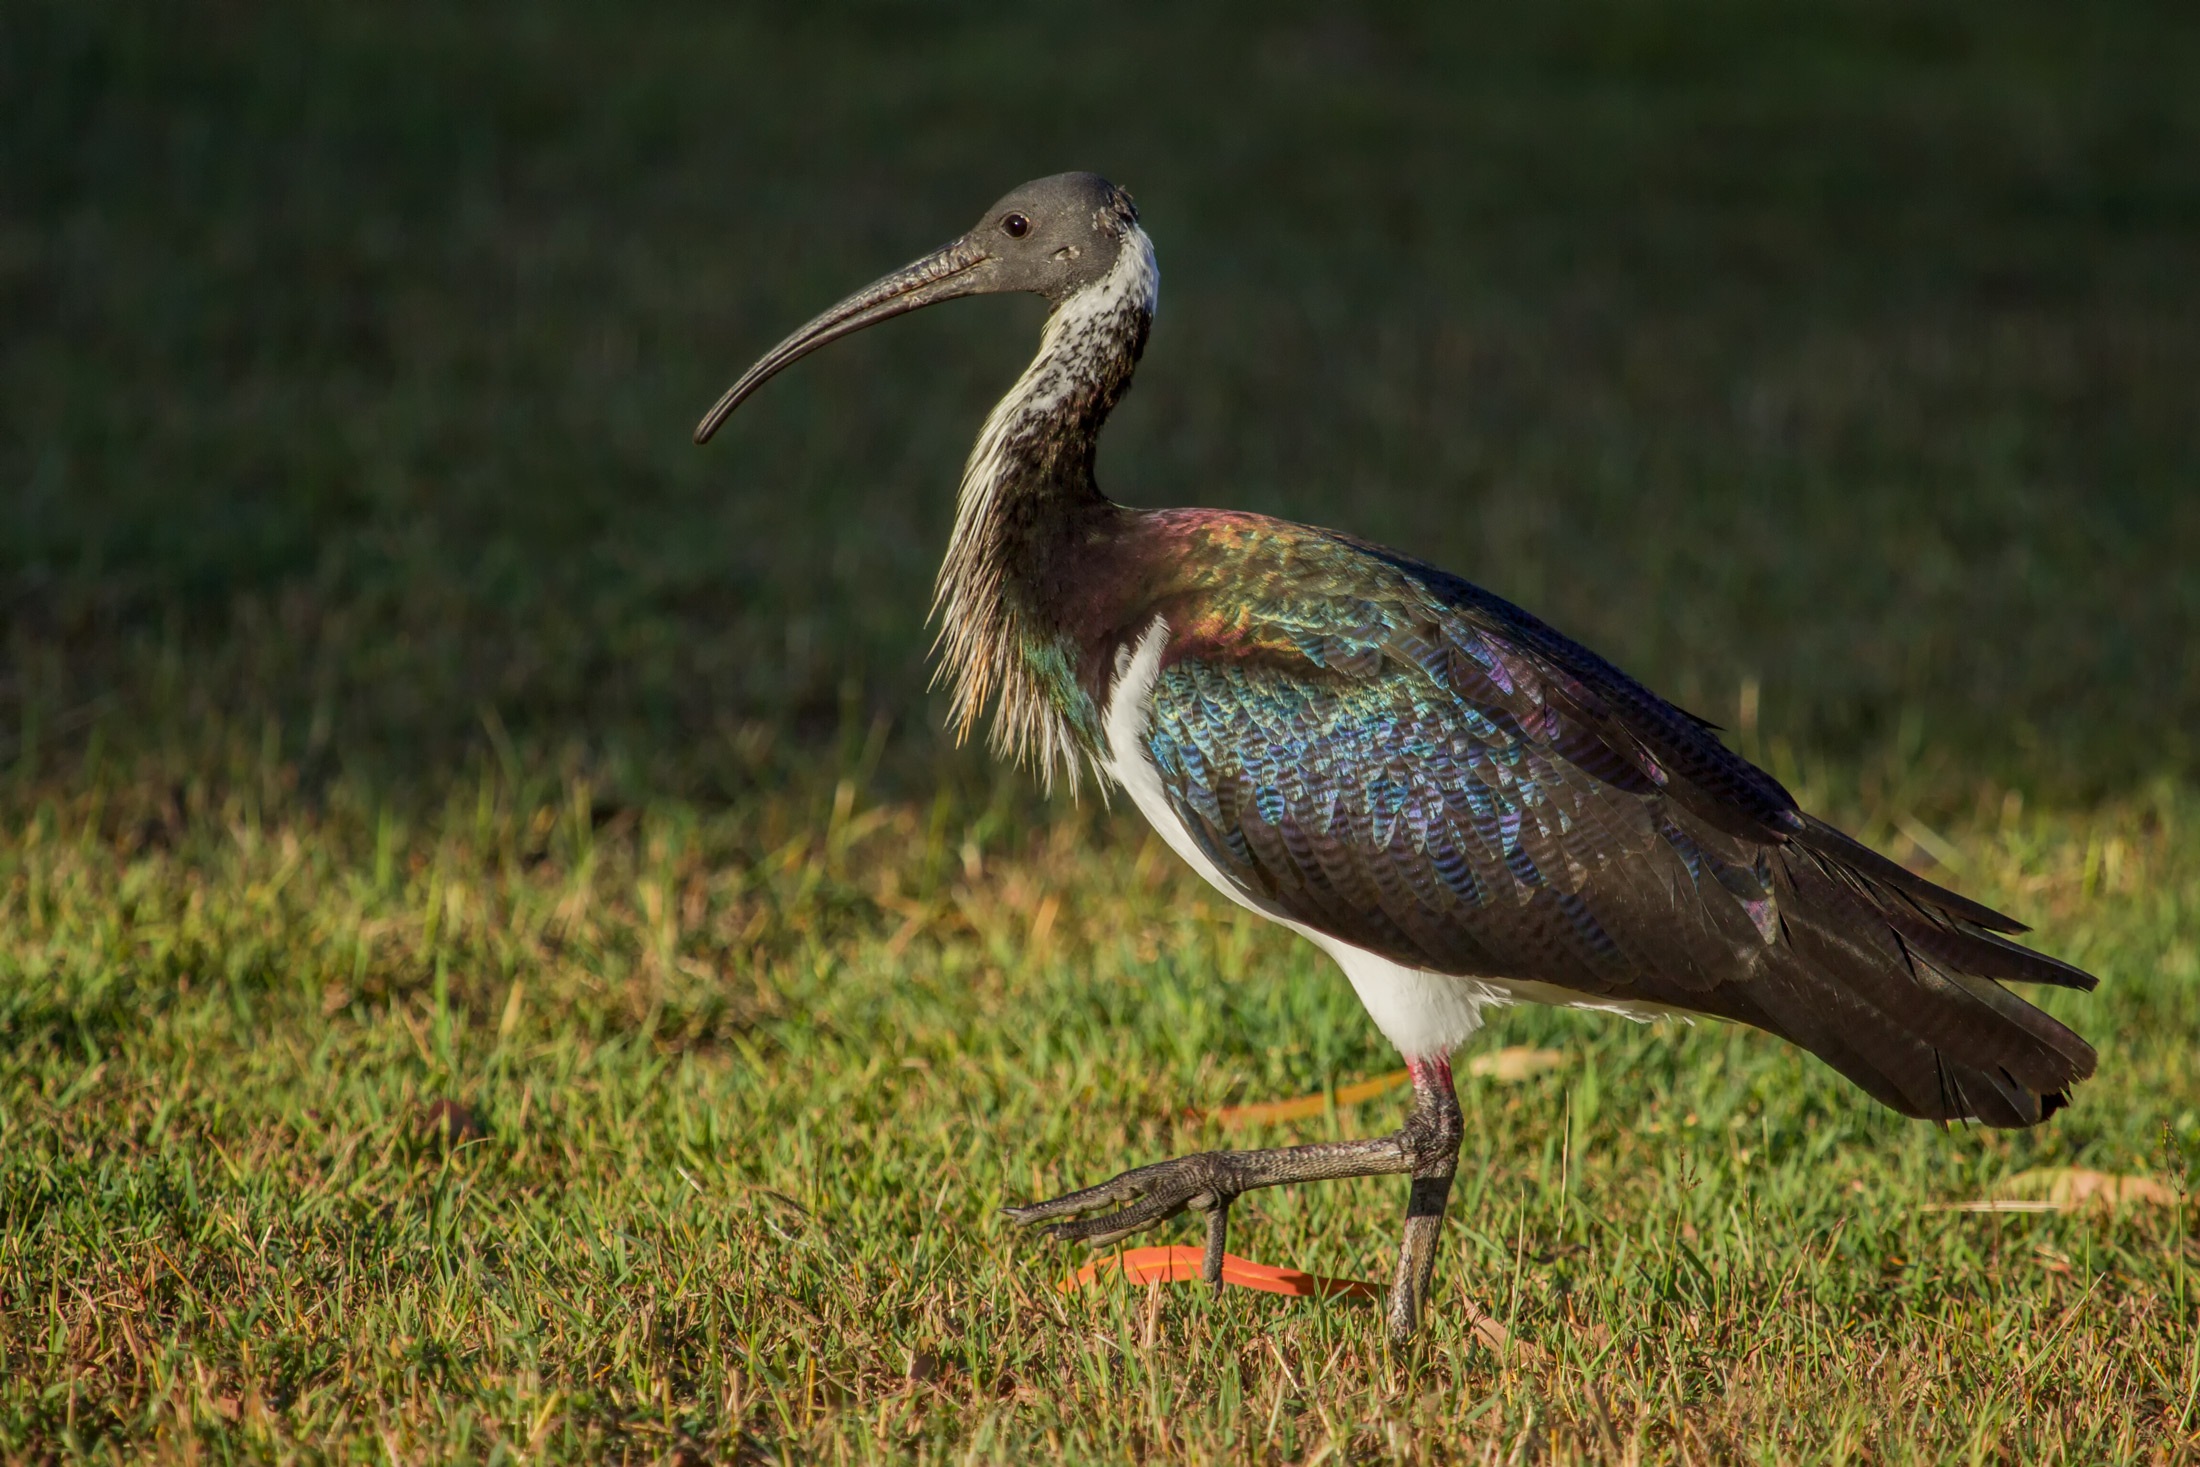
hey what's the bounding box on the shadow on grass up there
[5,0,2195,820]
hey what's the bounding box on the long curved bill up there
[693,235,993,444]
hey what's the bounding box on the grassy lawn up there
[5,1,2198,1460]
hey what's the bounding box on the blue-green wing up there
[1134,534,2093,1123]
[1145,637,1781,1003]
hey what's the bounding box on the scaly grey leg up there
[1386,1056,1462,1342]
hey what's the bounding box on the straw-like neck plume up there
[931,223,1158,791]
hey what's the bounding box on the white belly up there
[1097,619,1668,1061]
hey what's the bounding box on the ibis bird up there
[696,173,2097,1343]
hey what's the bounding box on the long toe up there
[1038,1188,1199,1247]
[1004,1152,1242,1241]
[1001,1171,1151,1227]
[1007,1131,1424,1261]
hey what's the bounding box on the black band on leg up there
[1405,1173,1453,1219]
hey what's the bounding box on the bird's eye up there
[1000,212,1031,239]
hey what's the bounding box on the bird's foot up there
[1006,1057,1464,1343]
[1002,1144,1307,1284]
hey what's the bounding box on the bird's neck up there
[933,225,1159,792]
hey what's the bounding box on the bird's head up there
[694,172,1140,444]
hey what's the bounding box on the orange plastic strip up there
[1060,1245,1382,1301]
[1209,1070,1411,1128]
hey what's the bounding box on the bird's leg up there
[1386,1056,1462,1343]
[1006,1056,1464,1342]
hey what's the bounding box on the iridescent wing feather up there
[1137,527,2095,1126]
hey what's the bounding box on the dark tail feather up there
[1797,815,2098,992]
[1743,838,2097,1129]
[1795,816,2023,931]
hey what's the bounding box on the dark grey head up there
[695,172,1138,443]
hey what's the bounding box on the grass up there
[4,0,2199,1459]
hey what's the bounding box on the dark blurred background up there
[5,0,2196,814]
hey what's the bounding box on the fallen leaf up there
[2000,1168,2180,1209]
[1060,1246,1381,1301]
[1460,1297,1536,1357]
[1928,1168,2181,1213]
[1468,1046,1568,1082]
